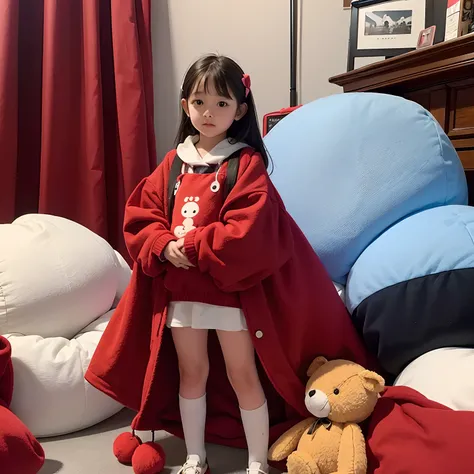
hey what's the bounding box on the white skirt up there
[166,302,248,331]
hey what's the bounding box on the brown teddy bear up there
[268,357,384,474]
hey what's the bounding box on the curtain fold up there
[0,1,19,224]
[0,0,155,260]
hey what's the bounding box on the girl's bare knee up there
[226,365,260,396]
[179,360,209,392]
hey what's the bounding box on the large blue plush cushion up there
[266,93,468,284]
[346,204,474,313]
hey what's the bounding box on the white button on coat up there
[255,330,264,339]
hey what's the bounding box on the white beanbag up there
[113,250,133,307]
[0,214,120,338]
[394,347,474,411]
[6,311,122,437]
[333,282,346,305]
[0,214,132,437]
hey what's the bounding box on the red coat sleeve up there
[124,151,176,277]
[183,151,294,292]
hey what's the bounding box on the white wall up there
[152,0,350,159]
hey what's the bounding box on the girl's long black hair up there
[175,54,271,169]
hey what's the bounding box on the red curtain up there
[0,0,156,259]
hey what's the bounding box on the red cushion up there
[0,336,13,408]
[0,405,45,474]
[367,386,474,474]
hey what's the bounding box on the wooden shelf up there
[329,34,474,93]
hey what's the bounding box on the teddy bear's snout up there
[305,389,331,418]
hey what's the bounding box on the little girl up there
[86,55,370,474]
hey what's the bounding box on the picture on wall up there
[357,0,425,50]
[347,0,447,71]
[364,10,413,35]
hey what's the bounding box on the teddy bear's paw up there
[287,451,320,474]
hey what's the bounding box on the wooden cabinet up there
[329,34,474,203]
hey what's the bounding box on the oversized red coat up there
[85,148,372,447]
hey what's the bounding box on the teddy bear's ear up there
[306,356,328,377]
[359,370,385,393]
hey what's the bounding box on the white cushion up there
[394,347,474,411]
[0,214,121,338]
[6,310,123,437]
[113,250,132,308]
[333,282,346,305]
[0,214,132,436]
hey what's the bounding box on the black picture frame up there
[347,0,448,71]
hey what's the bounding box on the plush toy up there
[113,431,166,474]
[268,357,384,474]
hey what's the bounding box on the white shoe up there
[246,461,269,474]
[178,454,209,474]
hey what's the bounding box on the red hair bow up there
[242,74,251,98]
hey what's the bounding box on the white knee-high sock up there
[179,394,207,462]
[240,400,269,468]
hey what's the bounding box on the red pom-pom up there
[132,442,166,474]
[113,432,142,464]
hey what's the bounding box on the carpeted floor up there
[39,409,281,474]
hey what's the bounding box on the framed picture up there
[417,25,437,48]
[348,0,447,71]
[344,0,352,8]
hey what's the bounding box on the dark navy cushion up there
[346,205,474,376]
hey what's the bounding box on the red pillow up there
[367,386,474,473]
[0,405,45,474]
[0,336,45,474]
[0,335,13,408]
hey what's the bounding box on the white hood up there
[177,135,248,167]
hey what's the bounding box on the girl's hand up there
[176,238,185,251]
[164,241,194,269]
